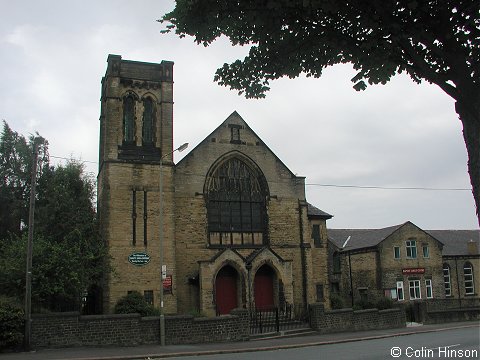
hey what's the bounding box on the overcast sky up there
[1,0,477,230]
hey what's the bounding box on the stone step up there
[250,327,316,340]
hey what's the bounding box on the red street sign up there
[402,268,425,275]
[163,275,172,294]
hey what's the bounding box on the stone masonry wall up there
[173,112,321,315]
[166,308,249,344]
[309,303,406,333]
[31,309,249,348]
[31,312,81,348]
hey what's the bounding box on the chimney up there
[467,239,479,255]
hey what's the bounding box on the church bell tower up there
[97,54,177,313]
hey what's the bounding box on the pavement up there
[1,321,478,360]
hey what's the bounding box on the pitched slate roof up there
[307,203,333,219]
[328,223,479,257]
[426,230,479,256]
[328,224,404,251]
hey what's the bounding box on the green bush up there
[330,294,344,310]
[114,291,159,317]
[0,297,24,350]
[376,297,394,310]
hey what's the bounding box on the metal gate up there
[405,302,423,323]
[249,303,309,334]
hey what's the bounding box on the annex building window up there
[393,246,400,259]
[443,263,452,296]
[406,239,417,259]
[425,279,433,299]
[142,97,155,146]
[409,279,421,300]
[464,262,475,295]
[123,94,135,143]
[396,281,404,301]
[206,156,268,246]
[422,244,430,258]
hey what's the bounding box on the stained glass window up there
[206,157,268,246]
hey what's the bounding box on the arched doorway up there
[215,265,238,315]
[254,264,275,310]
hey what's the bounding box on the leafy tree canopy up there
[0,121,48,239]
[0,121,109,313]
[161,0,480,223]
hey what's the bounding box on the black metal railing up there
[249,303,309,334]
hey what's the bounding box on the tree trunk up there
[455,98,480,227]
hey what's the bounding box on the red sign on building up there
[402,268,425,275]
[163,275,173,294]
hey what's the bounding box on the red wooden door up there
[254,265,274,309]
[215,266,238,315]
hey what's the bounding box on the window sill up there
[207,244,265,250]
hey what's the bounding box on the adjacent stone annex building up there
[97,55,332,315]
[328,223,480,308]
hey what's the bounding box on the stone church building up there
[98,55,332,316]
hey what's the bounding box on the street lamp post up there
[24,141,39,351]
[159,142,188,346]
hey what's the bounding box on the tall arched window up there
[142,97,155,146]
[443,263,451,296]
[123,95,135,143]
[205,156,269,246]
[464,262,475,295]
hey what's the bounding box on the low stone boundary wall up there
[402,299,480,324]
[424,298,480,312]
[309,303,405,333]
[424,308,480,324]
[31,308,249,348]
[166,309,249,344]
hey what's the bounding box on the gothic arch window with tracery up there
[205,156,269,247]
[123,94,136,144]
[142,97,155,146]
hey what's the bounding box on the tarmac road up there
[169,325,480,360]
[0,321,478,360]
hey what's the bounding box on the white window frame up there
[443,264,451,297]
[464,262,475,295]
[406,239,417,259]
[409,279,421,300]
[396,281,405,301]
[422,245,429,258]
[390,288,398,300]
[425,279,433,299]
[393,246,400,259]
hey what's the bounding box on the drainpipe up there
[348,250,354,307]
[455,258,461,308]
[298,202,308,310]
